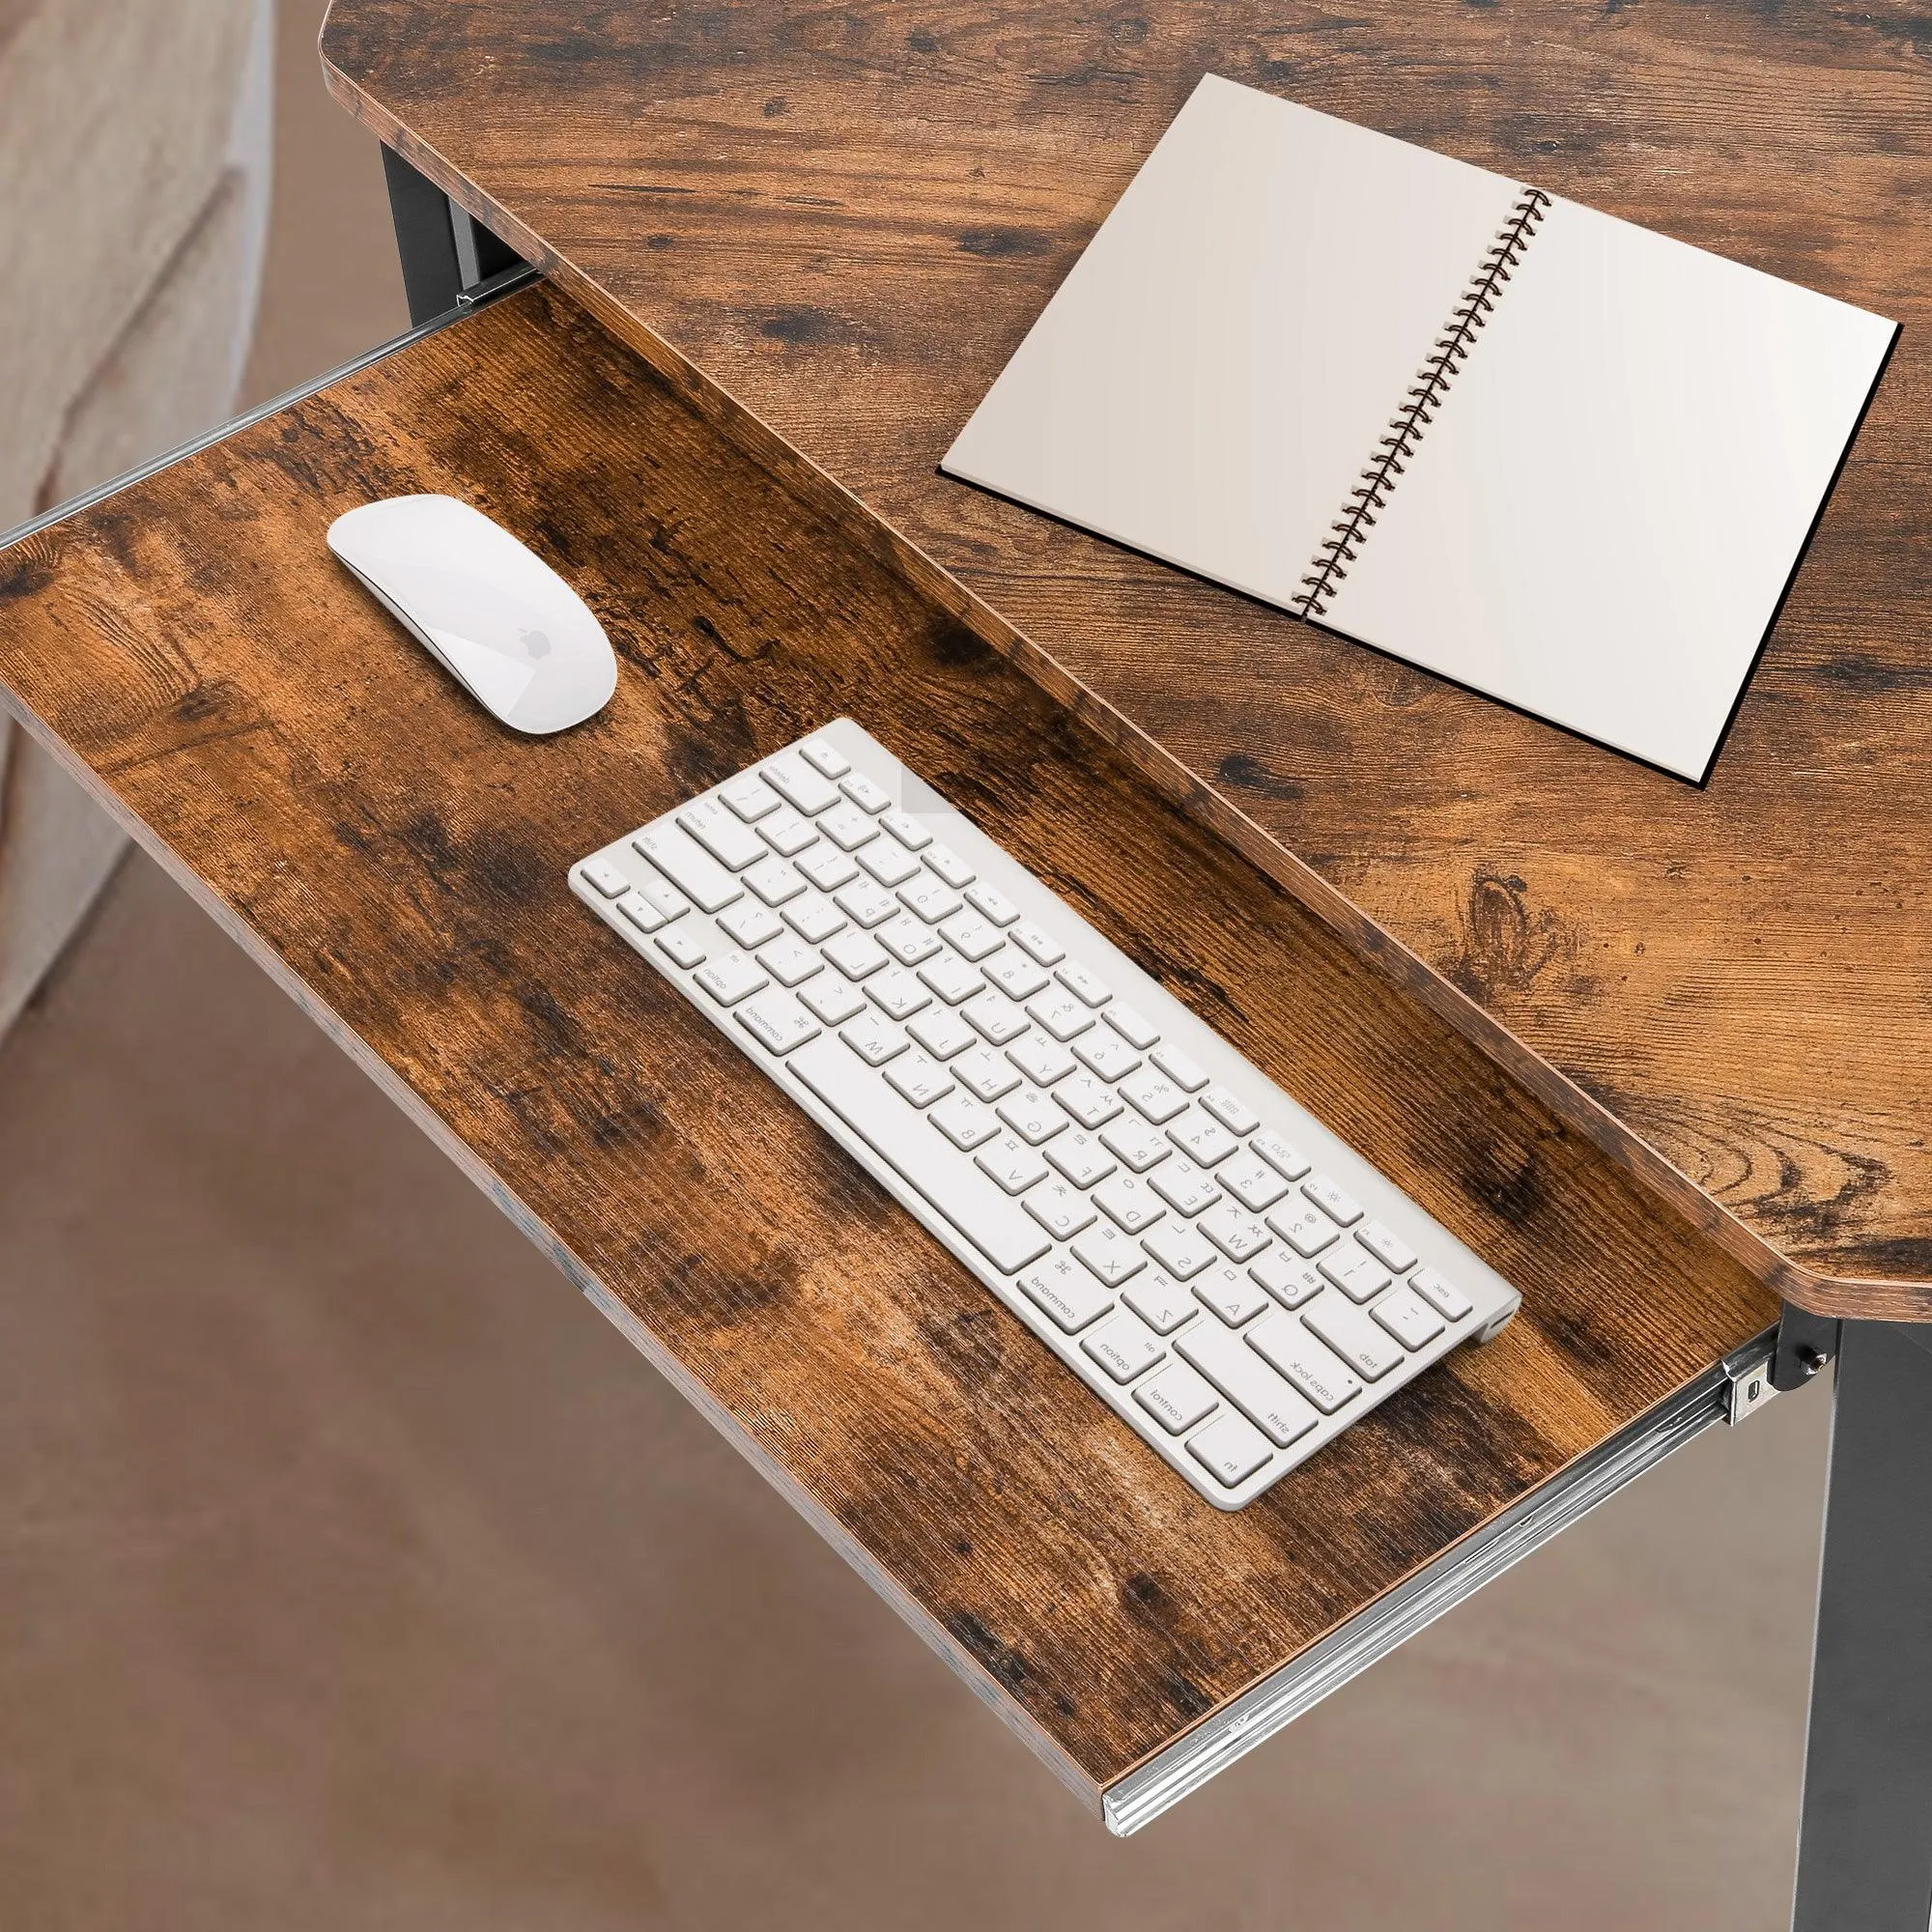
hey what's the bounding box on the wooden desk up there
[320,0,1932,1321]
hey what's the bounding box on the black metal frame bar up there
[1792,1321,1932,1931]
[382,146,526,327]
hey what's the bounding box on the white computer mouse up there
[327,494,617,734]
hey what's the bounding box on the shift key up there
[634,824,743,913]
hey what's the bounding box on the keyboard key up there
[1123,1270,1197,1334]
[1200,1084,1261,1136]
[964,881,1018,925]
[1136,1364,1217,1434]
[898,877,963,927]
[1143,1220,1216,1280]
[1187,1413,1274,1488]
[581,855,630,897]
[1121,1069,1187,1124]
[1250,1252,1324,1309]
[1177,1323,1319,1448]
[1027,990,1094,1042]
[886,1051,954,1109]
[1094,1172,1166,1236]
[1071,1028,1141,1082]
[840,771,892,812]
[1168,1113,1238,1166]
[880,808,930,849]
[952,1047,1021,1102]
[797,735,849,779]
[939,910,1003,960]
[1198,1201,1271,1264]
[1015,1254,1111,1333]
[1104,1003,1160,1050]
[877,912,944,966]
[758,807,819,857]
[1251,1129,1311,1181]
[962,990,1029,1045]
[677,797,769,870]
[1008,1033,1077,1088]
[781,892,846,945]
[1302,1174,1363,1226]
[1026,1179,1096,1240]
[1303,1296,1405,1379]
[789,1036,1049,1275]
[634,826,741,913]
[834,880,898,927]
[1194,1263,1271,1327]
[818,801,879,851]
[696,950,768,1007]
[930,1091,1000,1151]
[722,772,781,821]
[636,876,693,923]
[997,1087,1065,1146]
[1009,921,1065,966]
[1055,961,1110,1008]
[1372,1286,1445,1351]
[656,926,707,969]
[1066,1221,1136,1283]
[984,953,1051,1001]
[718,900,785,949]
[858,840,923,888]
[1081,1309,1164,1383]
[1099,1114,1171,1173]
[838,1012,906,1065]
[1267,1203,1339,1257]
[800,975,867,1026]
[923,842,975,889]
[916,951,981,1012]
[1245,1318,1361,1413]
[615,891,668,936]
[824,930,888,980]
[1219,1151,1290,1212]
[1054,1073,1122,1130]
[1047,1131,1117,1189]
[760,754,840,816]
[735,990,821,1056]
[796,845,860,892]
[1409,1267,1473,1321]
[1149,1156,1221,1217]
[1318,1246,1392,1303]
[1151,1043,1208,1094]
[977,1134,1050,1196]
[908,1004,978,1060]
[1356,1220,1419,1273]
[757,937,822,987]
[745,855,807,905]
[867,966,931,1021]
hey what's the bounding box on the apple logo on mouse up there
[519,626,552,660]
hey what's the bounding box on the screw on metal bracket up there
[1772,1304,1841,1394]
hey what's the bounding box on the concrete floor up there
[0,7,1833,1924]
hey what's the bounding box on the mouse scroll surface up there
[327,495,617,734]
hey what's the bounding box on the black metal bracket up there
[382,146,528,327]
[1772,1301,1841,1393]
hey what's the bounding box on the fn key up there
[1187,1411,1272,1488]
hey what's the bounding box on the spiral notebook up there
[941,74,1897,782]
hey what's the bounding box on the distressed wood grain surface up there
[0,287,1778,1799]
[319,0,1932,1317]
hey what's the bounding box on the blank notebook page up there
[1325,197,1898,779]
[942,76,1524,608]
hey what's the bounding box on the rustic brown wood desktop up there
[0,0,1925,1919]
[318,0,1932,1323]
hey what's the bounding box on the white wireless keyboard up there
[570,720,1520,1508]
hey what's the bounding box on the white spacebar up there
[789,1037,1052,1277]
